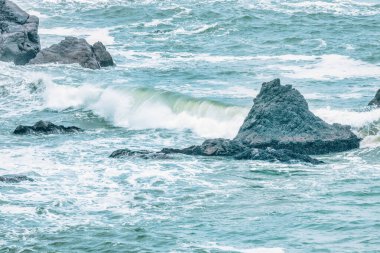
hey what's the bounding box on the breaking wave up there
[43,80,249,138]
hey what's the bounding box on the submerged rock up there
[0,175,33,183]
[110,149,169,159]
[368,89,380,107]
[29,36,115,69]
[0,0,40,65]
[234,79,360,155]
[13,120,83,135]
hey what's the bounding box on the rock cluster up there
[29,37,115,69]
[0,0,40,65]
[0,1,114,68]
[13,120,83,135]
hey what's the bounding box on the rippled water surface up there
[1,0,380,252]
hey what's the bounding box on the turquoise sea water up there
[1,0,380,252]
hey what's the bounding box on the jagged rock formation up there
[0,175,33,183]
[234,79,360,155]
[368,89,380,107]
[13,120,83,135]
[0,0,40,64]
[29,36,114,69]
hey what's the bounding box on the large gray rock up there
[0,0,40,64]
[29,36,114,69]
[234,79,360,155]
[368,89,380,107]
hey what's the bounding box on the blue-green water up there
[1,0,380,252]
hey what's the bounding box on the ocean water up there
[1,0,380,252]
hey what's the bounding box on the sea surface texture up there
[1,0,380,252]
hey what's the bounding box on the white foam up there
[313,107,380,128]
[275,54,380,80]
[39,27,115,45]
[244,0,380,16]
[144,18,173,27]
[198,243,285,253]
[172,23,218,35]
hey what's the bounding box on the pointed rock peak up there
[234,79,360,155]
[368,89,380,107]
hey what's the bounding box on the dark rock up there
[161,138,322,164]
[368,89,380,107]
[13,120,83,135]
[0,0,40,64]
[234,147,323,165]
[110,149,169,159]
[162,138,246,156]
[29,37,114,69]
[92,41,115,67]
[0,175,33,183]
[234,79,360,155]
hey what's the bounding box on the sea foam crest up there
[43,81,249,138]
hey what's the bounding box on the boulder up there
[0,0,40,64]
[0,175,33,183]
[368,89,380,107]
[234,79,360,155]
[110,149,169,159]
[92,41,114,67]
[13,120,83,135]
[29,36,114,69]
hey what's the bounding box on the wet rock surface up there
[13,120,83,135]
[234,79,360,155]
[0,0,40,64]
[0,175,33,183]
[29,36,114,69]
[161,138,323,164]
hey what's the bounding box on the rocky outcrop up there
[234,79,360,155]
[162,139,246,157]
[0,1,114,68]
[29,36,114,69]
[0,0,40,64]
[110,149,169,159]
[0,175,33,183]
[13,120,83,135]
[368,89,380,107]
[161,138,322,164]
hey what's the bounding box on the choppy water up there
[1,0,380,252]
